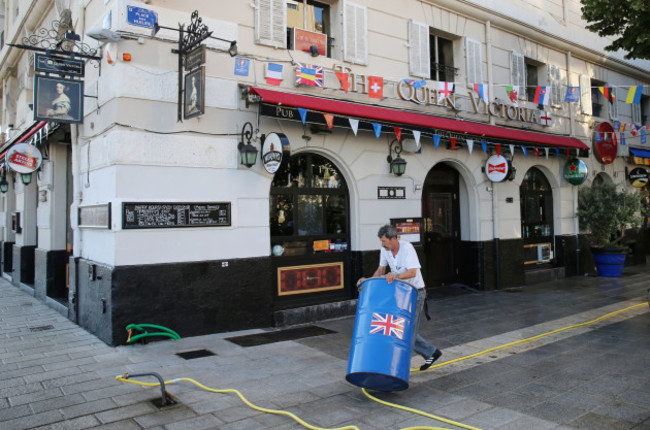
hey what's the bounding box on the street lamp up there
[237,122,258,168]
[387,139,407,176]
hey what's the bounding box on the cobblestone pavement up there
[1,267,649,430]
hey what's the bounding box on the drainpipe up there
[567,51,581,275]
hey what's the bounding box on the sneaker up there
[420,349,442,371]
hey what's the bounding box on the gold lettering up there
[526,108,536,123]
[505,105,517,120]
[488,102,500,117]
[413,87,427,105]
[428,88,438,106]
[333,64,352,73]
[350,73,367,93]
[518,107,526,122]
[444,94,458,111]
[397,80,413,101]
[468,91,487,114]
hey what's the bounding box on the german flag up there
[599,86,616,103]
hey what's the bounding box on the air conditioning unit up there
[537,244,552,262]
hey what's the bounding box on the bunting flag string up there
[481,141,487,154]
[412,130,421,146]
[522,147,528,158]
[349,119,359,135]
[496,144,502,156]
[467,139,474,155]
[450,137,457,151]
[372,123,382,138]
[323,113,334,130]
[393,127,402,141]
[533,147,540,158]
[509,144,515,156]
[434,134,441,150]
[544,148,549,158]
[298,107,308,124]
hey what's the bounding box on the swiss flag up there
[368,76,383,99]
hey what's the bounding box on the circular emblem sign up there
[261,133,289,174]
[629,167,649,188]
[485,155,509,182]
[563,158,588,185]
[6,143,43,174]
[593,122,617,164]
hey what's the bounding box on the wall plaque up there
[378,186,406,199]
[277,262,343,296]
[78,203,112,229]
[122,202,231,229]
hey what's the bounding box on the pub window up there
[270,153,349,257]
[525,62,539,102]
[286,0,331,57]
[591,79,605,118]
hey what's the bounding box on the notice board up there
[122,202,231,229]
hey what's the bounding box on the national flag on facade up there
[599,86,615,103]
[473,84,488,103]
[437,81,455,103]
[631,124,639,136]
[295,63,324,87]
[403,79,426,89]
[368,76,384,98]
[369,312,405,339]
[626,85,643,104]
[533,86,549,105]
[538,111,553,126]
[565,86,580,102]
[265,63,283,86]
[505,85,519,106]
[620,133,626,145]
[234,58,250,76]
[619,123,627,132]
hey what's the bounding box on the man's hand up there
[356,277,367,287]
[385,272,398,283]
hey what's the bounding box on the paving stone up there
[32,414,101,429]
[162,413,224,430]
[0,409,64,430]
[96,402,159,424]
[567,412,640,430]
[30,393,87,414]
[89,418,143,430]
[8,387,64,407]
[132,404,198,428]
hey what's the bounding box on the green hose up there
[126,323,181,343]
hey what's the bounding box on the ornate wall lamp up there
[387,139,407,176]
[0,171,8,193]
[21,173,33,185]
[237,122,258,168]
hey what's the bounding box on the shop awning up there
[629,148,650,158]
[249,87,590,150]
[0,121,51,167]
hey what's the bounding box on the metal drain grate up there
[176,349,216,360]
[225,325,336,347]
[29,325,54,332]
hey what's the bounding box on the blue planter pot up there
[592,248,627,277]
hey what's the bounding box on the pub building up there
[0,0,648,345]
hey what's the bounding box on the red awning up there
[0,121,49,162]
[249,87,589,150]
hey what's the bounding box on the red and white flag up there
[370,313,405,339]
[368,76,384,99]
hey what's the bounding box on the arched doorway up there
[422,163,461,287]
[519,167,554,266]
[269,153,351,308]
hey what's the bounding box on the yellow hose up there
[116,300,647,430]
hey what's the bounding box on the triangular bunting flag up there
[349,119,359,135]
[496,144,501,156]
[467,139,474,155]
[393,127,402,141]
[297,108,308,124]
[434,134,441,149]
[335,72,350,93]
[372,123,382,138]
[481,141,487,154]
[522,147,528,158]
[555,148,560,157]
[566,148,570,157]
[509,144,515,156]
[598,86,615,103]
[323,113,334,130]
[450,137,457,151]
[533,147,540,158]
[544,148,549,158]
[412,130,421,146]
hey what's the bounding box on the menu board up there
[391,218,423,243]
[122,202,231,229]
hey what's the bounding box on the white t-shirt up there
[379,240,425,289]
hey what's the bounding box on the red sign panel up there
[593,122,617,164]
[293,28,327,57]
[277,262,343,296]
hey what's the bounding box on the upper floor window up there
[431,33,455,82]
[286,0,331,56]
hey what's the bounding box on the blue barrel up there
[346,277,418,391]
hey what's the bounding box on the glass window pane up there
[270,195,294,236]
[297,195,324,235]
[326,195,347,234]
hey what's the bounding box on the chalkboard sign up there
[122,202,231,229]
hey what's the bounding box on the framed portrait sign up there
[184,67,205,120]
[34,76,84,124]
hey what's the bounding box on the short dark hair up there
[377,224,397,239]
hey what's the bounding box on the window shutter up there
[408,20,430,79]
[255,0,286,48]
[343,1,368,65]
[632,103,642,124]
[548,64,562,107]
[510,52,525,94]
[465,38,482,85]
[579,74,592,115]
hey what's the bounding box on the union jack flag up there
[295,63,324,87]
[369,313,405,339]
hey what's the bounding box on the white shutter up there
[255,0,286,48]
[548,64,562,107]
[465,38,483,85]
[343,0,368,65]
[580,74,592,116]
[408,20,430,78]
[632,103,642,124]
[510,52,525,94]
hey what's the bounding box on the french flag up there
[265,63,283,86]
[473,84,488,103]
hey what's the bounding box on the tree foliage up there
[577,182,643,248]
[580,0,650,60]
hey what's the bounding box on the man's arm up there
[357,265,387,287]
[385,268,416,283]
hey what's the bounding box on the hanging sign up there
[34,54,85,77]
[262,133,290,174]
[628,168,649,188]
[593,122,617,164]
[6,143,43,174]
[485,154,509,182]
[563,158,588,185]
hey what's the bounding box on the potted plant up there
[577,181,643,277]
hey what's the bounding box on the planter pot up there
[591,247,627,277]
